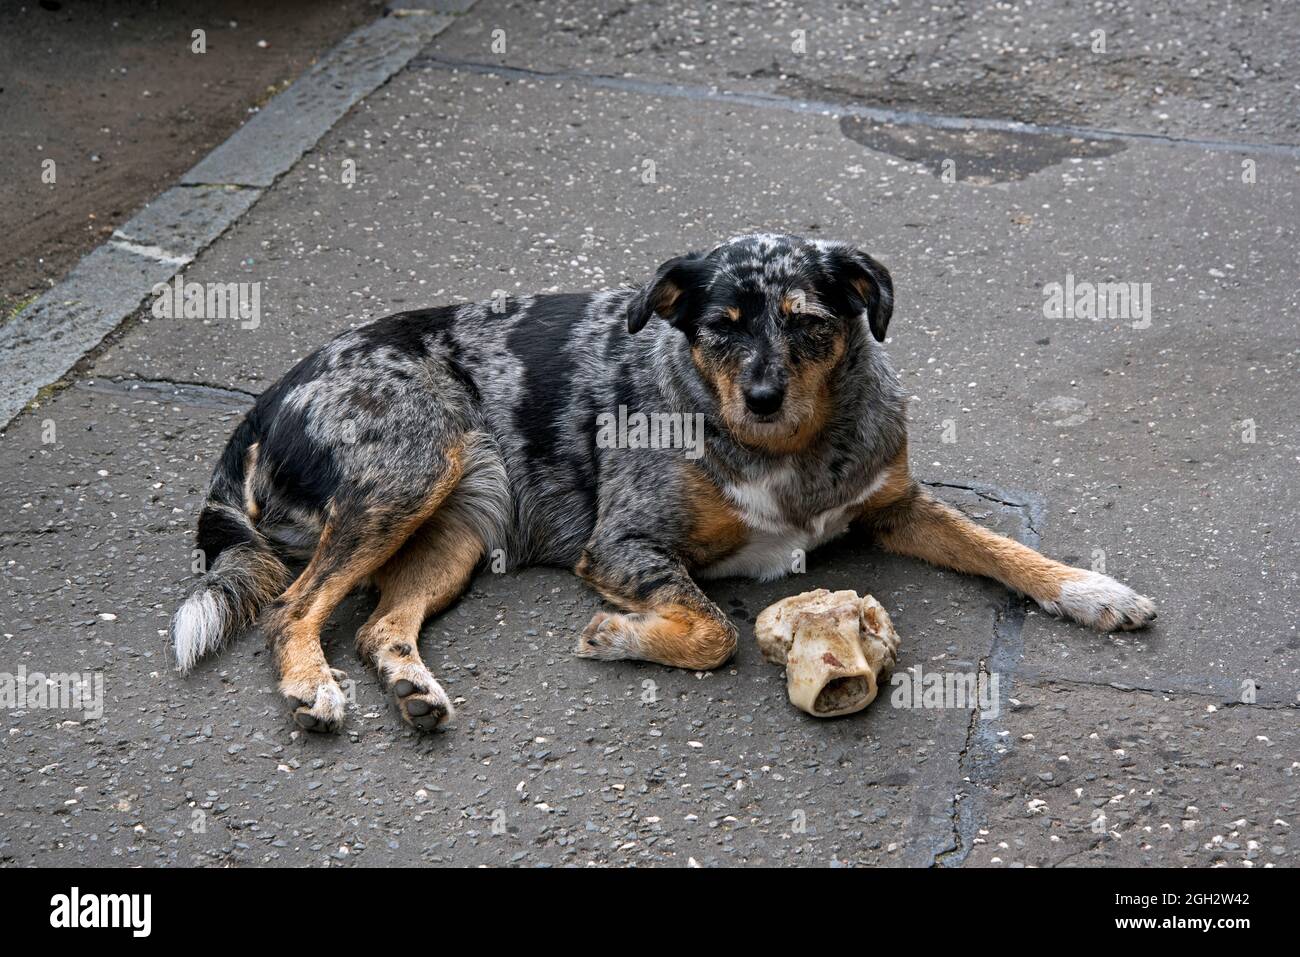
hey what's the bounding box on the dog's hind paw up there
[388,667,454,732]
[1040,571,1157,633]
[282,669,349,733]
[575,611,639,661]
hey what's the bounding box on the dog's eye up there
[708,307,744,331]
[787,313,836,342]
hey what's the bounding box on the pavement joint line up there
[75,377,258,411]
[0,8,469,431]
[414,55,1300,159]
[1018,671,1294,708]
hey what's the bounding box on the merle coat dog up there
[171,234,1155,732]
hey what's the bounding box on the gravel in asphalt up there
[1,0,1296,867]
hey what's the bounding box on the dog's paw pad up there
[390,675,453,732]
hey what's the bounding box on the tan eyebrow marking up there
[782,290,832,319]
[724,305,741,322]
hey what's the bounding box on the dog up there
[170,233,1156,732]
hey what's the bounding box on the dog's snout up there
[743,381,785,417]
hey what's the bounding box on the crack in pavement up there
[928,483,1041,866]
[933,657,986,866]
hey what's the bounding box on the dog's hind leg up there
[573,535,738,671]
[266,444,466,732]
[860,453,1156,632]
[356,518,483,732]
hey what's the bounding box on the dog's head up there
[626,233,893,452]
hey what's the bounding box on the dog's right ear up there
[824,245,894,343]
[626,253,710,335]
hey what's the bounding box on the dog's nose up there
[743,381,785,416]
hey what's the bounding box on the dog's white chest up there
[698,467,884,581]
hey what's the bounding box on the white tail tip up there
[170,590,226,673]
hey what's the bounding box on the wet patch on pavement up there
[839,117,1125,183]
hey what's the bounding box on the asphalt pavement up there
[0,0,1296,867]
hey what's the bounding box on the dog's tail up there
[170,417,291,673]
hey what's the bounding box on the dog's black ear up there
[826,246,894,342]
[627,253,710,335]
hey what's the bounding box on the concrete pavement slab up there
[109,185,265,256]
[3,1,1296,867]
[962,682,1299,867]
[0,239,208,428]
[0,181,261,427]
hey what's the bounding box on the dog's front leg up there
[572,536,738,670]
[862,480,1157,633]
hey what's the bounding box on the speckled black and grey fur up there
[171,232,1155,734]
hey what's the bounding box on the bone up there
[754,589,901,717]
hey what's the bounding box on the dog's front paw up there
[575,612,639,661]
[1041,571,1157,632]
[282,668,349,733]
[387,665,454,732]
